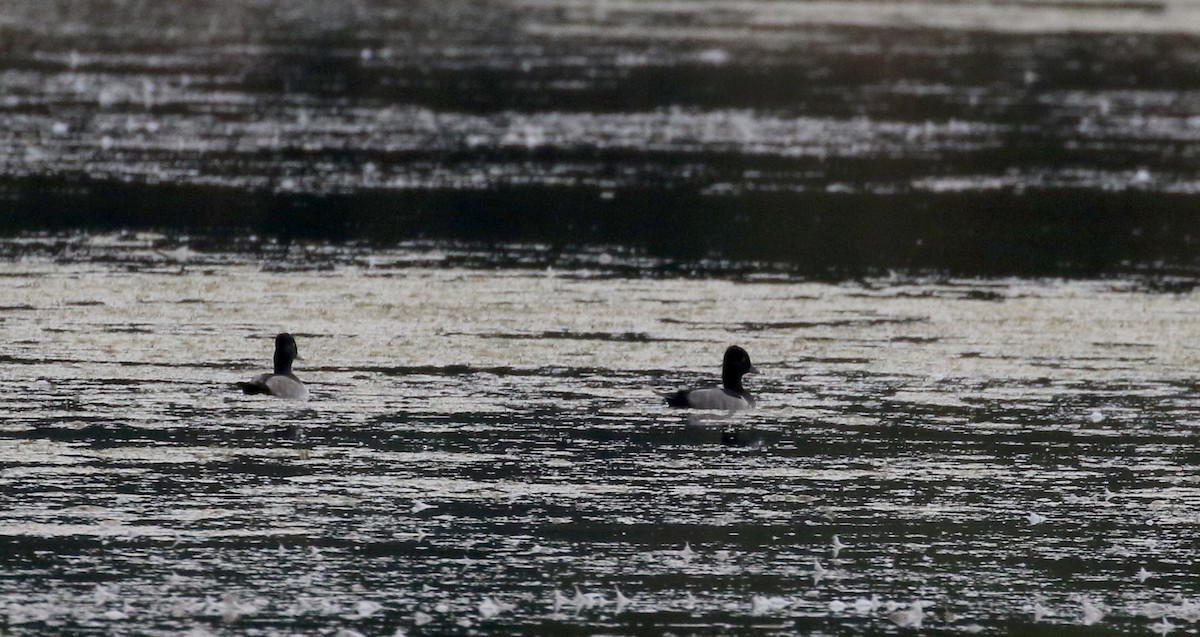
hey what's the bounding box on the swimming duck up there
[236,333,308,400]
[664,345,758,410]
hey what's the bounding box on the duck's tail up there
[662,389,691,408]
[235,381,270,395]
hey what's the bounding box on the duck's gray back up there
[265,375,308,400]
[685,387,752,411]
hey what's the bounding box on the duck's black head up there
[273,333,301,375]
[722,345,758,391]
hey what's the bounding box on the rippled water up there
[5,1,1200,633]
[2,235,1199,635]
[6,0,1200,274]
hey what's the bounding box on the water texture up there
[4,1,1200,273]
[1,236,1199,635]
[4,2,1200,634]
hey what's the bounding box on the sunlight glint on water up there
[1,245,1199,635]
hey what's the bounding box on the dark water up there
[4,2,1200,635]
[4,0,1200,275]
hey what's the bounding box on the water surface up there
[6,0,1200,274]
[1,236,1199,635]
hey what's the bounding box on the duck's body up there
[239,371,308,400]
[665,386,754,410]
[664,345,758,411]
[236,333,308,400]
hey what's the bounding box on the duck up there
[663,345,758,410]
[236,333,309,400]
